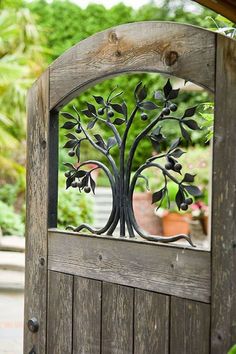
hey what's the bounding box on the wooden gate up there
[24,22,236,354]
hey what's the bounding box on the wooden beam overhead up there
[193,0,236,23]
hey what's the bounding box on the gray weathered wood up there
[102,282,133,354]
[73,277,101,354]
[48,230,211,303]
[211,34,236,353]
[49,22,215,109]
[24,71,49,353]
[134,289,169,354]
[47,271,73,354]
[170,296,210,354]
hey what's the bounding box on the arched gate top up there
[48,21,216,110]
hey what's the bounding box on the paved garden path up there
[0,291,24,354]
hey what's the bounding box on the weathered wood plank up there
[48,230,211,303]
[211,34,236,353]
[47,271,73,354]
[102,282,133,354]
[134,289,169,354]
[73,277,101,354]
[24,71,49,353]
[49,22,215,109]
[170,296,210,354]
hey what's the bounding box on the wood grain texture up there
[48,230,211,303]
[134,289,169,354]
[102,282,133,354]
[170,296,210,354]
[49,22,215,109]
[73,277,101,354]
[47,271,73,354]
[24,71,49,353]
[211,35,236,353]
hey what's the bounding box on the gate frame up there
[24,21,236,353]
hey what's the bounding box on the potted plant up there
[189,200,208,243]
[132,170,163,235]
[155,146,210,237]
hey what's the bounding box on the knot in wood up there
[165,51,178,66]
[109,31,119,44]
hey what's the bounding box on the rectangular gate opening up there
[56,74,213,250]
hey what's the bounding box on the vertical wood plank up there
[102,282,133,354]
[47,271,73,354]
[170,296,210,354]
[24,71,49,353]
[134,289,169,354]
[73,277,101,354]
[211,34,236,353]
[48,110,59,228]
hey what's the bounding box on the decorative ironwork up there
[61,80,202,246]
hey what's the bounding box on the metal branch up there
[66,160,118,235]
[96,116,122,146]
[80,124,119,180]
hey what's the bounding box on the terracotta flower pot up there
[132,192,162,235]
[162,212,191,236]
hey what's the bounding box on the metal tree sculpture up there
[61,80,202,246]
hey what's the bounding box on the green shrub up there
[228,345,236,354]
[57,173,94,229]
[0,200,24,235]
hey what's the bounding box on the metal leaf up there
[168,88,180,100]
[139,101,158,110]
[170,148,185,158]
[169,138,181,151]
[87,119,97,129]
[110,103,123,114]
[93,95,104,104]
[66,176,74,189]
[175,189,185,210]
[75,144,80,161]
[90,175,96,194]
[107,137,117,150]
[86,102,96,115]
[61,121,77,129]
[182,106,197,118]
[163,79,172,99]
[180,123,191,141]
[94,134,106,149]
[65,133,77,139]
[113,118,125,125]
[122,101,127,120]
[82,109,93,118]
[182,173,196,183]
[134,82,142,99]
[76,170,87,178]
[81,174,89,188]
[183,119,200,130]
[184,185,202,196]
[63,140,78,148]
[94,134,103,142]
[152,189,164,204]
[61,112,76,120]
[138,85,147,102]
